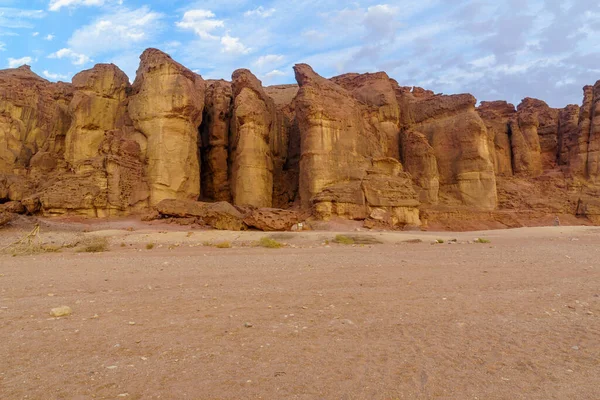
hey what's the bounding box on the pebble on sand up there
[50,306,72,317]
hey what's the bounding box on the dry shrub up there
[258,237,283,248]
[77,236,109,253]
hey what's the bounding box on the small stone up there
[572,346,579,350]
[50,306,72,317]
[117,393,129,397]
[106,365,118,369]
[244,322,253,328]
[128,321,136,325]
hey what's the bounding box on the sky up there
[0,0,599,108]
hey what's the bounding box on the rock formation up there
[128,49,205,206]
[229,69,275,208]
[2,47,600,230]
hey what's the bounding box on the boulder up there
[1,201,25,214]
[243,207,301,231]
[0,211,14,227]
[156,199,245,231]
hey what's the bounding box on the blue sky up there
[1,0,599,107]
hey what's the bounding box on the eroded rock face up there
[331,72,401,159]
[294,64,373,207]
[129,48,205,206]
[399,130,439,204]
[0,66,72,174]
[477,101,515,177]
[201,80,232,202]
[230,69,275,208]
[400,90,497,209]
[585,81,600,180]
[65,64,130,166]
[512,98,559,174]
[3,50,600,230]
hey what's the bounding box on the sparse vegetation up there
[120,242,126,247]
[78,236,109,253]
[146,243,155,250]
[436,239,445,244]
[216,241,232,249]
[475,238,491,244]
[348,235,383,245]
[402,239,423,244]
[334,235,355,245]
[258,237,283,248]
[268,233,295,241]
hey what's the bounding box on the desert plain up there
[1,218,599,400]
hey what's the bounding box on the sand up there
[0,221,599,399]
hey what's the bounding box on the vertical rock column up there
[230,69,275,208]
[586,81,600,180]
[293,64,372,208]
[128,49,205,206]
[201,80,232,202]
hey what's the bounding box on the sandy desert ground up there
[1,219,599,399]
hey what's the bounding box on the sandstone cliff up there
[2,48,600,230]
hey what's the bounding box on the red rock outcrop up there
[64,64,130,166]
[229,69,275,208]
[477,101,515,176]
[400,89,497,210]
[128,49,205,206]
[0,66,72,175]
[200,80,232,202]
[2,48,600,230]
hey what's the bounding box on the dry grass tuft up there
[258,237,283,249]
[77,236,109,253]
[334,235,355,245]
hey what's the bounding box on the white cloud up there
[220,33,250,55]
[176,9,224,40]
[253,54,285,68]
[0,42,5,51]
[264,69,286,79]
[244,6,276,18]
[0,8,45,30]
[48,0,123,12]
[48,48,91,65]
[67,6,163,55]
[43,70,69,80]
[44,34,55,41]
[32,32,39,37]
[8,56,33,68]
[469,54,496,68]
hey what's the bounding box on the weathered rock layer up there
[1,48,600,229]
